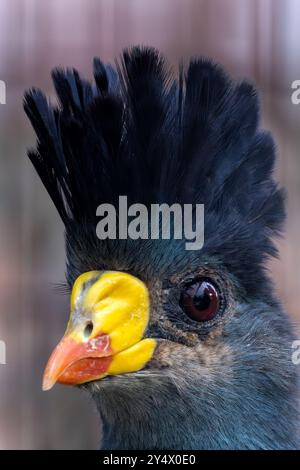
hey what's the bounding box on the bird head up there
[24,47,298,449]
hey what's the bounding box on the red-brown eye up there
[179,279,220,322]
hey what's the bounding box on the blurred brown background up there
[0,0,299,449]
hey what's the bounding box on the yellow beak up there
[42,271,156,390]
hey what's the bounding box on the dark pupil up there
[180,280,219,322]
[193,284,211,310]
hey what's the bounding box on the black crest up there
[24,46,285,292]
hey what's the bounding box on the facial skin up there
[43,249,299,450]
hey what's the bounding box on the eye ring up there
[179,278,221,322]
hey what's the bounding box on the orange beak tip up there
[42,333,114,391]
[42,377,55,392]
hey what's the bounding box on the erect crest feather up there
[24,46,285,290]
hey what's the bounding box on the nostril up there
[84,321,93,339]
